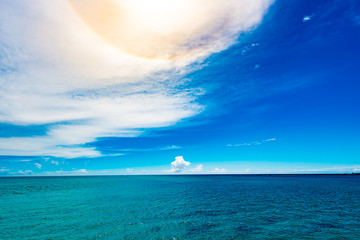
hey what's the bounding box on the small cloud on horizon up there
[169,156,190,173]
[211,168,227,174]
[18,170,33,175]
[290,166,360,174]
[190,164,203,173]
[73,169,87,174]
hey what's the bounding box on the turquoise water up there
[1,175,360,239]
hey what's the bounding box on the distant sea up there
[1,175,360,239]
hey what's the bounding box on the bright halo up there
[68,0,229,60]
[117,0,188,33]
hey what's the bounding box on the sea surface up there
[1,175,360,239]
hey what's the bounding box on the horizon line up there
[1,173,360,178]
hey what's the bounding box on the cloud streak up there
[34,163,42,169]
[227,138,276,147]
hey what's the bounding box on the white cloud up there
[126,168,134,174]
[0,168,9,172]
[170,156,190,172]
[51,160,59,166]
[0,0,273,158]
[35,163,42,169]
[241,42,260,55]
[18,170,33,175]
[263,138,276,142]
[303,16,312,22]
[73,169,87,174]
[190,164,203,173]
[38,169,99,176]
[290,166,360,174]
[211,168,226,173]
[160,145,182,150]
[0,138,101,158]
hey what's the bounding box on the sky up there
[0,0,360,176]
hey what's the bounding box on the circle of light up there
[67,0,229,60]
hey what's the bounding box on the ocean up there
[1,175,359,239]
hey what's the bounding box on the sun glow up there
[118,0,190,33]
[68,0,229,60]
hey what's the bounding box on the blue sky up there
[0,0,360,175]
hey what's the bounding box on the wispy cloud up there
[0,0,273,158]
[240,42,260,55]
[289,166,360,174]
[34,169,91,176]
[112,145,182,153]
[227,138,276,147]
[73,169,87,174]
[190,164,203,173]
[34,163,42,169]
[18,170,33,175]
[51,160,59,166]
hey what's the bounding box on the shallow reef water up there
[1,175,360,239]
